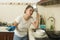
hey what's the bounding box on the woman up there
[9,5,40,40]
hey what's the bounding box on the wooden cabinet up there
[0,32,14,40]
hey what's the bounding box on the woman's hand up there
[7,26,16,31]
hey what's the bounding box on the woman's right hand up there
[7,26,16,31]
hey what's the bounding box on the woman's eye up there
[30,10,32,11]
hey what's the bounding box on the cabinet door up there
[7,32,14,40]
[0,32,7,40]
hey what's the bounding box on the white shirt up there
[14,16,35,37]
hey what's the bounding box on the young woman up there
[11,5,40,40]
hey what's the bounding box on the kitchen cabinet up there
[0,32,14,40]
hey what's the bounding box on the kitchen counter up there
[0,26,14,32]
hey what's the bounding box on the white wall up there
[37,4,60,31]
[0,4,60,31]
[0,5,37,23]
[0,5,27,23]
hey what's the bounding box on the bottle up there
[40,15,46,30]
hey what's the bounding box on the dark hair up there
[24,5,34,13]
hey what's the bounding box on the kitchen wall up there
[0,5,36,23]
[0,5,27,23]
[0,4,60,31]
[37,4,60,31]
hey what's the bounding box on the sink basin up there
[32,29,48,38]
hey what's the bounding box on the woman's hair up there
[24,5,34,13]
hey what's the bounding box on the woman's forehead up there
[28,8,34,10]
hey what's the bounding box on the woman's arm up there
[32,13,40,29]
[7,21,18,31]
[13,21,18,27]
[13,21,20,31]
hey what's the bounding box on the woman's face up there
[25,7,34,17]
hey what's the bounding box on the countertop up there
[0,26,14,32]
